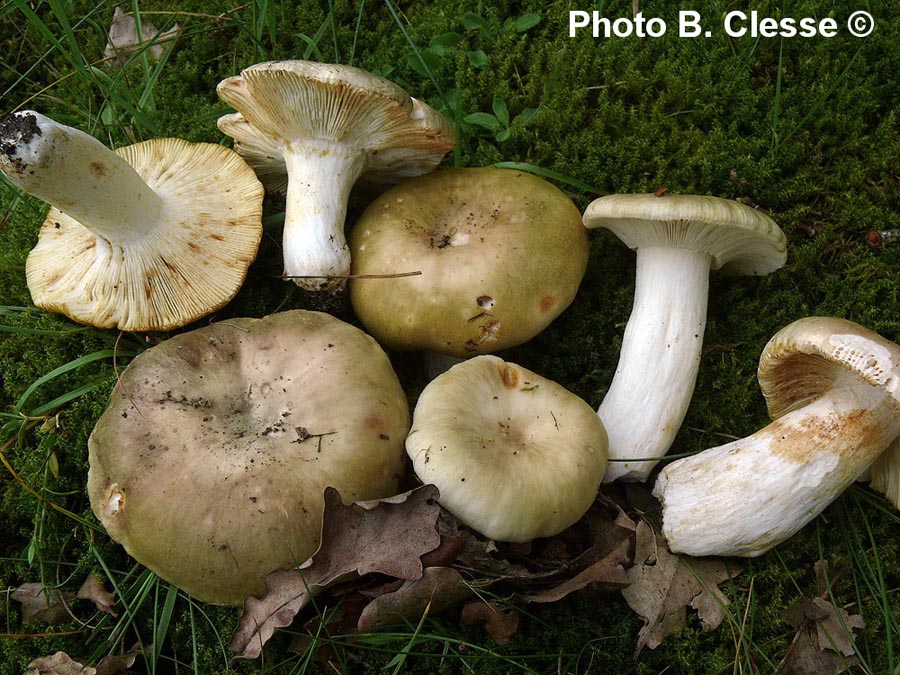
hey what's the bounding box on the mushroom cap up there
[87,310,410,605]
[348,168,589,357]
[406,355,608,542]
[583,193,786,275]
[25,138,263,331]
[216,60,456,185]
[758,316,900,420]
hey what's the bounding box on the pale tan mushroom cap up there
[24,139,263,331]
[583,193,786,275]
[349,168,589,357]
[758,316,900,420]
[216,112,289,193]
[216,60,456,184]
[88,310,410,605]
[406,355,608,542]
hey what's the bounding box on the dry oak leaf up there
[622,521,741,657]
[357,566,475,632]
[229,485,442,660]
[104,7,180,66]
[94,643,142,675]
[77,573,117,617]
[778,596,865,675]
[11,582,74,625]
[522,494,638,603]
[522,535,631,603]
[461,600,521,645]
[25,652,95,675]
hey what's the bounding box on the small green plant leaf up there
[518,106,539,125]
[513,13,541,32]
[492,97,510,127]
[370,65,394,79]
[496,129,511,142]
[437,88,461,117]
[493,161,601,194]
[466,49,488,68]
[462,12,490,33]
[294,32,324,61]
[463,112,501,132]
[406,49,442,78]
[47,450,60,480]
[429,31,463,55]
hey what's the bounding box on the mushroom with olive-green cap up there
[406,355,608,543]
[88,310,410,605]
[0,110,263,331]
[349,168,589,359]
[583,192,786,482]
[216,60,456,296]
[653,316,900,558]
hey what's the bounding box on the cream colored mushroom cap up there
[758,316,900,420]
[88,310,410,605]
[583,193,786,275]
[406,355,608,542]
[349,168,589,357]
[24,138,263,331]
[216,60,456,182]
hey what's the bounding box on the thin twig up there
[113,330,143,418]
[280,271,422,280]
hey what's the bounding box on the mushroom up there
[348,168,589,360]
[216,60,456,296]
[406,355,608,542]
[871,436,900,508]
[87,310,410,605]
[582,193,786,482]
[653,317,900,558]
[0,111,263,331]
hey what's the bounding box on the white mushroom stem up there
[654,368,900,557]
[599,246,709,482]
[282,140,367,292]
[1,112,162,244]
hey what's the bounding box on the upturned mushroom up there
[88,310,410,605]
[583,193,786,482]
[0,111,263,331]
[406,355,608,542]
[348,168,589,360]
[216,60,456,296]
[653,317,900,558]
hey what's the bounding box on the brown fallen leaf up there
[358,566,475,632]
[622,521,741,657]
[104,7,180,66]
[523,535,631,603]
[461,600,521,645]
[77,573,117,617]
[11,582,74,625]
[94,643,142,675]
[778,559,865,675]
[25,652,94,675]
[229,485,442,660]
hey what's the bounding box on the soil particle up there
[0,112,41,174]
